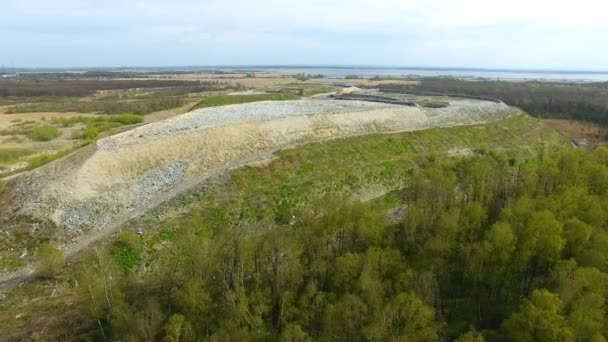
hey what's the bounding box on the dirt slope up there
[1,98,517,272]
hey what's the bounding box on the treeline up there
[0,79,222,97]
[14,71,142,79]
[381,78,608,128]
[58,147,608,341]
[6,97,185,115]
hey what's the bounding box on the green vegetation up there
[24,147,81,171]
[294,73,310,81]
[381,78,608,135]
[369,75,417,81]
[3,115,588,340]
[0,78,231,114]
[30,124,61,141]
[190,93,300,110]
[111,232,142,272]
[53,113,144,140]
[35,243,65,279]
[7,97,185,115]
[294,73,325,81]
[59,144,608,341]
[0,79,210,97]
[345,74,363,79]
[283,83,339,96]
[0,148,34,163]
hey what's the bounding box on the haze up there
[1,0,607,70]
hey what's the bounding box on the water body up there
[15,66,608,82]
[226,66,608,82]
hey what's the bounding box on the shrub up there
[36,242,65,279]
[110,113,144,125]
[112,232,142,272]
[345,74,363,80]
[30,124,61,141]
[53,114,144,140]
[83,122,123,140]
[295,73,311,81]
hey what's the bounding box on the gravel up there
[7,96,517,249]
[98,99,399,152]
[134,161,189,202]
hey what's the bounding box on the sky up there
[1,0,607,70]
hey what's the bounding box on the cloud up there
[0,0,607,69]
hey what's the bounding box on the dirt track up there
[0,97,519,289]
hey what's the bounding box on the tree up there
[163,314,194,342]
[280,323,311,342]
[553,263,608,341]
[75,247,124,341]
[365,292,439,341]
[454,331,485,342]
[175,278,213,335]
[502,289,573,341]
[323,294,368,341]
[563,218,592,260]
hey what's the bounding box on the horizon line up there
[4,64,608,74]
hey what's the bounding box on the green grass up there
[132,115,569,235]
[30,125,61,141]
[190,93,300,111]
[53,113,144,140]
[53,113,143,127]
[0,148,35,163]
[111,240,140,272]
[25,147,82,171]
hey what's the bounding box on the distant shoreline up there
[7,65,608,74]
[3,65,608,82]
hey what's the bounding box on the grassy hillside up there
[0,114,575,340]
[151,114,566,230]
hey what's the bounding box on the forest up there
[380,79,608,134]
[46,146,608,341]
[0,78,232,114]
[0,79,220,98]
